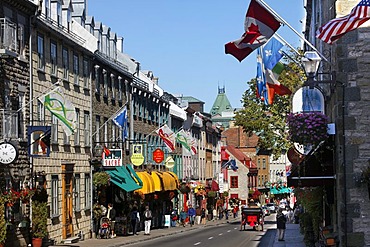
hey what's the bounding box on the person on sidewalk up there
[107,203,116,238]
[171,208,178,227]
[143,205,152,235]
[188,205,196,226]
[179,208,188,227]
[195,206,202,225]
[276,207,287,241]
[131,206,139,235]
[201,208,206,225]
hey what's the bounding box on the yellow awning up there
[150,172,162,192]
[156,171,179,191]
[135,172,155,194]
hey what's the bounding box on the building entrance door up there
[62,164,74,238]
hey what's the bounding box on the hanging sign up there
[131,144,144,166]
[165,156,175,168]
[103,149,122,167]
[153,148,164,163]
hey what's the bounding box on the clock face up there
[0,142,18,165]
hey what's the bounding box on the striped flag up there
[316,0,370,44]
[38,87,76,136]
[155,124,176,152]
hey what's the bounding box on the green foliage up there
[207,191,217,198]
[93,171,110,187]
[234,52,304,158]
[0,202,6,244]
[32,201,48,239]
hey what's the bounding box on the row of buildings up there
[0,0,290,246]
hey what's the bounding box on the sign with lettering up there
[103,149,122,167]
[153,148,164,163]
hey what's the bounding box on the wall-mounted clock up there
[0,142,18,165]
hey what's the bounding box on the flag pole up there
[91,101,127,138]
[256,0,330,63]
[273,33,300,56]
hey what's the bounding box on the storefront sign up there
[165,156,175,168]
[218,173,224,193]
[103,149,122,167]
[153,148,164,163]
[131,144,144,166]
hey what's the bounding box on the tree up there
[234,54,304,158]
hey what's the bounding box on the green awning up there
[106,166,142,192]
[124,164,143,187]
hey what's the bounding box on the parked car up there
[266,203,277,213]
[261,205,270,216]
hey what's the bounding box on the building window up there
[95,116,100,143]
[37,101,45,124]
[84,111,90,146]
[111,74,115,100]
[103,70,108,97]
[45,0,50,18]
[83,58,89,88]
[17,23,26,57]
[84,173,91,209]
[51,175,59,217]
[262,158,266,169]
[73,53,79,85]
[57,1,62,25]
[51,115,58,143]
[63,131,70,145]
[118,77,122,101]
[94,65,100,94]
[37,34,45,70]
[62,47,69,80]
[74,108,80,145]
[230,176,238,188]
[74,174,81,212]
[50,41,57,75]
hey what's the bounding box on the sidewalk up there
[270,223,306,247]
[54,217,239,247]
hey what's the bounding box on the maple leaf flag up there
[316,0,370,44]
[225,0,281,62]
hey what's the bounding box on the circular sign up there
[0,142,18,165]
[131,154,144,166]
[165,156,175,168]
[153,148,164,163]
[287,147,304,166]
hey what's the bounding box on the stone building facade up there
[305,0,370,246]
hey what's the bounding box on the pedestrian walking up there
[131,206,139,235]
[179,208,188,227]
[201,208,206,225]
[143,205,152,235]
[287,207,294,223]
[276,207,287,241]
[188,205,196,226]
[107,203,116,238]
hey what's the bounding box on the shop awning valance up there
[105,165,142,192]
[155,171,178,191]
[135,171,156,194]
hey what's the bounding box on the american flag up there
[316,0,370,44]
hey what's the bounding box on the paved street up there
[52,214,305,247]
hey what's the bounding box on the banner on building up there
[27,126,51,157]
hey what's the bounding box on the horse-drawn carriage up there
[240,207,264,231]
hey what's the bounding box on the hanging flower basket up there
[287,112,329,146]
[93,171,110,187]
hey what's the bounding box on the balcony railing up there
[0,18,17,52]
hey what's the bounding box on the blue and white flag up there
[112,106,128,141]
[262,37,283,71]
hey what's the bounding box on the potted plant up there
[32,201,48,247]
[93,171,110,188]
[287,112,329,146]
[31,187,48,247]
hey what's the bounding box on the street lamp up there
[301,51,322,89]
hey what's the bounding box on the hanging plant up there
[179,182,191,193]
[93,171,110,187]
[207,191,217,198]
[287,112,329,146]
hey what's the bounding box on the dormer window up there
[45,0,51,18]
[57,1,62,25]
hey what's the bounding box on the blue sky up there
[88,0,305,112]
